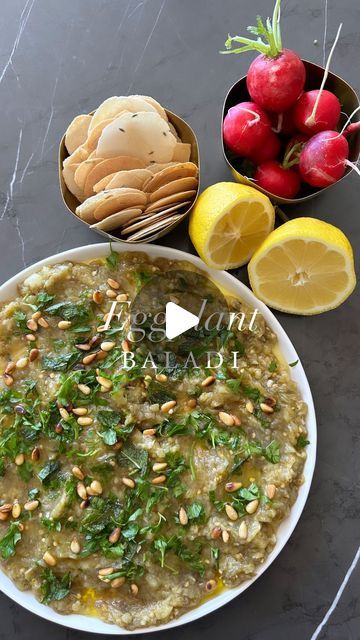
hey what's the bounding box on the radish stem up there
[306,23,342,127]
[340,105,360,135]
[220,0,283,57]
[345,159,360,176]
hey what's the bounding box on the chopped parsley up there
[41,568,71,604]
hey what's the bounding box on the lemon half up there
[189,183,275,269]
[248,217,356,315]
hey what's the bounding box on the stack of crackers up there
[62,95,199,241]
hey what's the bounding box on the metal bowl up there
[222,59,360,204]
[59,108,200,243]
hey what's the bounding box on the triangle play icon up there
[165,302,199,340]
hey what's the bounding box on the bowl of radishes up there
[221,0,360,204]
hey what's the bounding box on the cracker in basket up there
[65,114,92,154]
[84,156,146,198]
[98,168,152,192]
[96,112,177,163]
[90,208,143,231]
[74,157,104,191]
[144,162,198,192]
[148,177,198,203]
[75,188,141,223]
[93,188,147,221]
[172,142,191,162]
[89,96,164,133]
[145,190,197,213]
[62,160,85,203]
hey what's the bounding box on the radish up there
[284,134,308,168]
[250,130,281,164]
[221,0,305,113]
[255,160,300,198]
[293,90,341,135]
[223,101,273,157]
[270,109,297,136]
[299,131,349,187]
[293,25,343,135]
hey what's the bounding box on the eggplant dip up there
[0,249,308,630]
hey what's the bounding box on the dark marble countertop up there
[0,1,359,638]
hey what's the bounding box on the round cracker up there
[96,111,177,163]
[124,214,183,241]
[93,188,147,221]
[104,168,152,191]
[62,162,85,202]
[89,96,160,133]
[75,188,142,223]
[90,208,143,231]
[84,156,146,198]
[93,172,118,193]
[148,176,198,202]
[74,158,105,190]
[172,142,192,162]
[145,162,178,174]
[84,117,116,152]
[145,190,196,213]
[65,114,92,154]
[144,162,198,192]
[127,200,191,220]
[64,145,89,166]
[132,95,168,120]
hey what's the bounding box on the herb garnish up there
[41,568,71,603]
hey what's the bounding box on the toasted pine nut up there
[152,462,167,472]
[143,428,156,436]
[12,502,21,519]
[108,527,121,544]
[3,373,14,387]
[77,416,93,426]
[70,538,81,554]
[122,477,135,489]
[96,376,113,390]
[26,318,38,331]
[107,278,120,290]
[238,521,248,539]
[43,551,57,567]
[106,289,117,299]
[4,361,16,374]
[211,526,222,540]
[76,482,88,500]
[72,407,88,416]
[130,583,138,595]
[31,447,40,462]
[31,311,41,320]
[16,357,29,370]
[121,340,130,353]
[98,567,114,577]
[90,480,102,495]
[179,507,188,526]
[225,482,242,492]
[266,484,276,500]
[0,504,12,513]
[100,341,115,352]
[151,475,166,485]
[26,333,36,342]
[92,290,104,304]
[225,504,238,521]
[0,512,8,521]
[201,375,215,387]
[96,350,107,362]
[38,317,49,328]
[187,398,197,408]
[72,466,84,480]
[58,320,72,330]
[59,407,70,421]
[232,415,241,426]
[218,411,235,427]
[111,577,125,588]
[205,579,217,592]
[155,373,168,382]
[260,402,274,414]
[222,529,230,543]
[76,343,91,351]
[161,400,177,413]
[29,348,39,362]
[77,383,91,395]
[246,499,259,514]
[14,453,25,466]
[82,353,97,365]
[24,500,39,512]
[116,293,128,302]
[245,400,254,413]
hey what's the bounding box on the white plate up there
[0,242,317,634]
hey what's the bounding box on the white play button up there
[165,302,199,340]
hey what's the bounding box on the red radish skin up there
[223,102,273,157]
[255,160,300,198]
[299,130,349,187]
[247,49,305,113]
[250,131,281,164]
[293,90,341,135]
